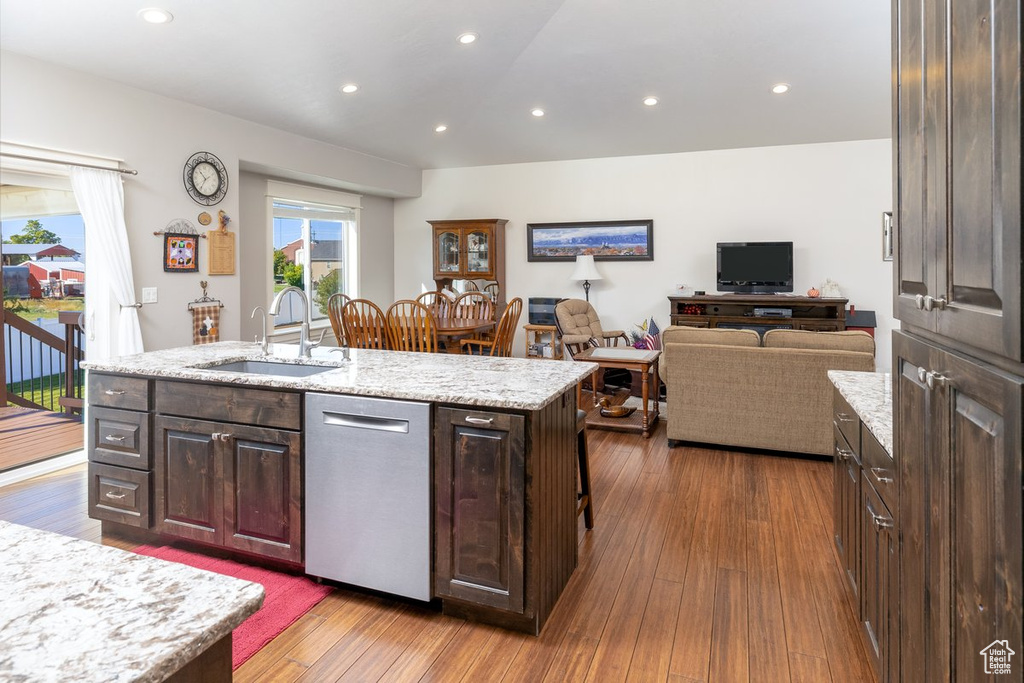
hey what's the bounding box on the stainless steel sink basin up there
[201,360,334,377]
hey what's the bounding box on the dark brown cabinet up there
[894,0,1022,361]
[87,373,153,529]
[860,465,898,683]
[833,422,861,599]
[895,331,1023,682]
[434,406,525,614]
[154,411,303,564]
[433,392,578,635]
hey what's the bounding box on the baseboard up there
[0,450,86,488]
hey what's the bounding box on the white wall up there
[394,139,895,369]
[1,51,418,353]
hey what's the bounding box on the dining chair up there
[386,300,440,353]
[326,292,350,346]
[484,282,499,300]
[460,297,522,357]
[453,291,494,320]
[341,299,389,350]
[462,280,480,291]
[416,291,451,319]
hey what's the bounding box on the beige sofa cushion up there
[661,325,761,347]
[763,329,875,354]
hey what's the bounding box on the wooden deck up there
[0,424,874,682]
[0,406,83,472]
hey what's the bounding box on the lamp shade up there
[570,255,603,281]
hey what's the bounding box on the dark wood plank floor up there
[0,422,874,682]
[0,406,83,472]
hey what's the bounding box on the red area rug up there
[133,545,333,669]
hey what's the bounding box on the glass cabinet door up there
[465,230,491,274]
[437,231,461,274]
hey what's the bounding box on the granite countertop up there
[0,520,264,683]
[828,370,893,457]
[82,341,597,411]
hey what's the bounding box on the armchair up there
[553,298,628,357]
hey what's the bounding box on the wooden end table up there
[574,347,661,438]
[523,323,562,359]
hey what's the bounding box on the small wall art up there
[527,219,654,262]
[164,232,199,272]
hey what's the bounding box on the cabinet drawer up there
[89,407,150,470]
[88,373,150,411]
[155,381,301,431]
[88,462,151,528]
[861,423,897,518]
[833,388,860,449]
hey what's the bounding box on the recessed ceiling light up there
[643,96,659,106]
[137,7,173,24]
[457,32,478,45]
[435,124,448,133]
[771,83,791,94]
[531,108,545,117]
[340,84,359,94]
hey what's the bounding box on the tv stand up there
[668,294,847,332]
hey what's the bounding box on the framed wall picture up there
[882,211,894,261]
[526,219,654,262]
[163,232,199,272]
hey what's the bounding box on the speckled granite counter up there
[0,520,263,682]
[82,341,596,411]
[828,370,893,457]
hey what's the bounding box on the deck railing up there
[2,310,84,415]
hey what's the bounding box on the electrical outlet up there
[142,287,158,304]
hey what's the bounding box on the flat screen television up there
[716,241,794,294]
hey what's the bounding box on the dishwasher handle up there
[321,411,410,434]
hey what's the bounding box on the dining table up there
[434,316,496,353]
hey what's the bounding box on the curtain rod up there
[1,152,138,176]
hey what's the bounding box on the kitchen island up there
[0,519,263,682]
[82,341,596,635]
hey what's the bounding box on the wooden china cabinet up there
[429,219,507,312]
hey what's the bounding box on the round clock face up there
[183,152,228,205]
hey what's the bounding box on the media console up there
[668,294,847,333]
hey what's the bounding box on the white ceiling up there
[0,0,891,170]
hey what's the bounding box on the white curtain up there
[69,167,143,358]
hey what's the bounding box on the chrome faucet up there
[268,286,325,358]
[251,306,269,355]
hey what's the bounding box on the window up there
[268,183,359,329]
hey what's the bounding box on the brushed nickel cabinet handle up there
[211,432,221,441]
[465,416,494,426]
[104,435,126,443]
[914,294,925,310]
[925,372,948,390]
[104,389,126,396]
[871,512,894,530]
[870,467,893,484]
[835,446,852,461]
[836,412,855,423]
[219,433,231,442]
[105,491,126,500]
[917,367,928,383]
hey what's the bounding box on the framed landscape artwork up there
[527,220,654,262]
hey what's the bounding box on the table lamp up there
[570,255,603,302]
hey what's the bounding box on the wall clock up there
[183,151,228,206]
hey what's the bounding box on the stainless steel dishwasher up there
[304,393,431,601]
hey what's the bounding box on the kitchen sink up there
[200,360,334,377]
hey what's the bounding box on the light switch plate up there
[142,287,158,304]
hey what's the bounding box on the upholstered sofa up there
[662,326,875,456]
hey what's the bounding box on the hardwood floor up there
[0,423,874,682]
[0,406,83,472]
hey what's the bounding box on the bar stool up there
[576,409,595,529]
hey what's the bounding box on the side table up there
[574,347,661,438]
[524,323,562,360]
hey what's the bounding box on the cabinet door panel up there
[941,0,1021,360]
[945,352,1023,681]
[894,0,937,327]
[894,331,950,682]
[861,474,894,681]
[154,416,222,545]
[224,425,302,564]
[435,407,525,613]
